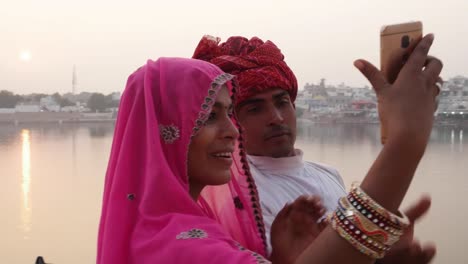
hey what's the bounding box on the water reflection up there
[1,123,466,263]
[0,123,115,146]
[430,126,465,144]
[88,125,114,138]
[297,122,381,146]
[32,123,115,139]
[20,129,32,238]
[459,129,464,153]
[451,129,455,145]
[431,128,465,153]
[297,123,468,145]
[297,123,468,157]
[0,126,21,147]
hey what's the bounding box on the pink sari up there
[97,58,267,263]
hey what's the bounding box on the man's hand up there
[270,195,326,264]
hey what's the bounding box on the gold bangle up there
[331,211,386,259]
[339,197,401,246]
[351,182,410,229]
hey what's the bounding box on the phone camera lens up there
[401,35,410,48]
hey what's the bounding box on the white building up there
[111,92,121,101]
[438,76,468,113]
[61,105,81,112]
[0,108,15,114]
[40,96,61,112]
[15,103,41,113]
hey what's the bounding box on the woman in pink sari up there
[97,57,309,263]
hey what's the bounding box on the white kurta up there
[247,149,346,254]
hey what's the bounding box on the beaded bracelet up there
[335,201,389,252]
[339,197,400,246]
[330,184,412,259]
[351,183,410,229]
[347,191,404,237]
[331,212,385,259]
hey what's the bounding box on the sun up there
[19,50,32,62]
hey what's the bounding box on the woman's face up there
[187,86,239,196]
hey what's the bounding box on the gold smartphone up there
[380,21,423,144]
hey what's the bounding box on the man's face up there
[236,88,296,158]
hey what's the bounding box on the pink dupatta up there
[97,57,267,264]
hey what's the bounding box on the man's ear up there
[292,103,296,109]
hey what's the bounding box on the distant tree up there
[52,92,62,104]
[52,93,75,107]
[77,92,92,103]
[62,93,77,103]
[32,93,48,102]
[87,93,107,112]
[105,94,120,108]
[51,92,75,107]
[59,98,75,107]
[0,90,21,108]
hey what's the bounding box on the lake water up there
[1,122,466,263]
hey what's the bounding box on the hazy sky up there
[1,0,467,94]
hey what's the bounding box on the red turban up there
[193,35,298,105]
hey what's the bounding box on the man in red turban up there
[193,34,345,253]
[193,35,297,105]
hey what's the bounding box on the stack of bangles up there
[329,183,411,259]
